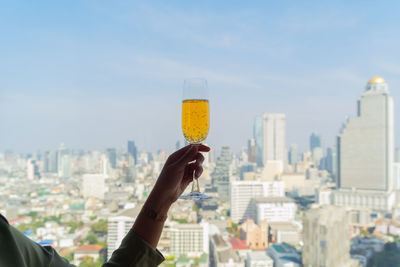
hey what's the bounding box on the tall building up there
[57,143,70,177]
[334,76,395,211]
[211,146,231,201]
[254,115,264,167]
[27,159,40,180]
[254,113,286,167]
[59,154,71,178]
[48,150,58,173]
[170,223,209,257]
[288,144,298,166]
[325,147,337,177]
[127,141,137,166]
[303,206,358,267]
[230,181,284,223]
[309,132,322,152]
[106,148,117,169]
[247,138,257,164]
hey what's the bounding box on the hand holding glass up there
[180,78,211,200]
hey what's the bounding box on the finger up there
[166,145,193,163]
[175,146,199,167]
[194,165,203,179]
[182,163,196,185]
[167,144,210,164]
[197,144,211,152]
[194,153,205,165]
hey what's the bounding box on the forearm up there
[132,189,172,249]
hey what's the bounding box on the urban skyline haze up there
[1,1,400,153]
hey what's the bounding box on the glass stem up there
[191,172,200,192]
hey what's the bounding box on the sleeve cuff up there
[106,228,164,267]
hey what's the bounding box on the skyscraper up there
[309,132,322,152]
[127,141,137,165]
[211,146,231,201]
[247,138,257,164]
[254,115,264,167]
[106,148,117,169]
[325,147,337,178]
[57,143,71,178]
[254,113,286,167]
[288,144,298,166]
[303,206,358,267]
[334,76,395,211]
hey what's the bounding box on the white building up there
[254,113,286,166]
[107,206,140,260]
[254,197,296,224]
[27,159,35,180]
[335,76,395,211]
[82,174,105,200]
[230,181,284,223]
[246,251,273,267]
[170,222,209,257]
[302,206,359,267]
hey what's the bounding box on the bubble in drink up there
[182,99,209,143]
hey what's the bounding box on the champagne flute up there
[179,78,211,200]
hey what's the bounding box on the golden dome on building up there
[368,76,385,84]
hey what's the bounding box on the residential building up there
[107,206,141,260]
[246,251,273,267]
[253,197,296,223]
[170,222,209,257]
[230,181,284,223]
[210,234,243,267]
[82,174,105,200]
[240,219,269,250]
[74,245,105,266]
[267,243,302,267]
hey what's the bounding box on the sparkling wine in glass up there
[180,78,211,200]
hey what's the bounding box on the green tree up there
[85,233,98,244]
[78,257,102,267]
[90,220,108,235]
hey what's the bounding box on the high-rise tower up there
[254,113,286,167]
[334,76,395,211]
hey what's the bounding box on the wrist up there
[146,189,172,216]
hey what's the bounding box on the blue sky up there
[1,1,400,153]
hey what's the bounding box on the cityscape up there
[2,76,400,266]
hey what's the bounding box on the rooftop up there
[254,196,294,203]
[76,244,104,252]
[368,76,385,84]
[228,237,250,250]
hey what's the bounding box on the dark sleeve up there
[103,228,164,267]
[0,215,75,267]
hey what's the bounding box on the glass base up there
[179,191,212,200]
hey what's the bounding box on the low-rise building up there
[74,244,105,266]
[210,234,244,267]
[267,243,302,267]
[246,251,273,267]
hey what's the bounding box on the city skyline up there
[2,2,400,153]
